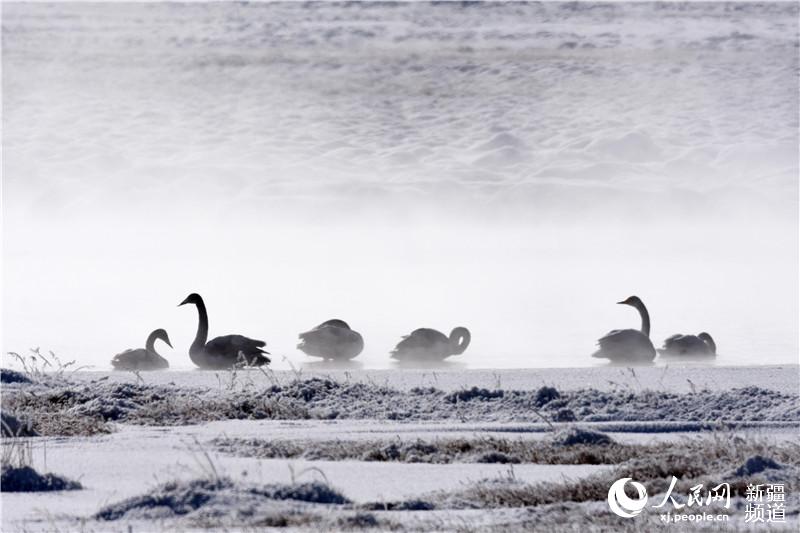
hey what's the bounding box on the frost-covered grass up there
[93,476,394,530]
[382,437,799,509]
[2,353,110,436]
[1,465,82,493]
[1,416,83,493]
[0,369,31,385]
[3,373,797,437]
[95,477,350,521]
[214,431,636,465]
[216,428,799,469]
[3,367,798,530]
[6,348,87,381]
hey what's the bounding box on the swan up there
[111,329,172,371]
[659,332,716,357]
[592,296,656,362]
[179,293,270,369]
[297,319,364,360]
[390,327,471,361]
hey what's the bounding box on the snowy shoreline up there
[63,364,800,394]
[2,365,798,531]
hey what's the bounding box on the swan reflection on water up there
[392,358,468,370]
[302,358,365,371]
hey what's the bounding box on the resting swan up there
[179,293,270,369]
[659,332,716,357]
[297,319,364,360]
[111,329,172,371]
[390,327,470,361]
[592,296,656,363]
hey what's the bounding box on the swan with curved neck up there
[111,328,172,371]
[297,319,364,360]
[698,332,716,354]
[391,327,471,362]
[659,331,717,357]
[591,296,656,363]
[179,293,270,369]
[621,295,650,336]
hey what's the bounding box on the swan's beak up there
[164,337,173,349]
[616,301,625,305]
[178,297,189,306]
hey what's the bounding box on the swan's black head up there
[153,328,173,348]
[179,293,203,307]
[617,295,643,307]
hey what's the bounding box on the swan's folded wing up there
[209,335,265,348]
[597,329,652,351]
[411,328,448,344]
[392,333,424,356]
[662,334,708,355]
[111,348,145,369]
[305,326,363,359]
[297,327,335,355]
[392,329,450,359]
[660,334,678,351]
[597,329,625,346]
[206,335,269,360]
[395,332,427,351]
[601,328,655,356]
[112,348,136,360]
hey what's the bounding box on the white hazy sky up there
[2,1,797,369]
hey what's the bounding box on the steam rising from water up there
[2,2,797,369]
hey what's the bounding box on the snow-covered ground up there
[3,419,797,530]
[0,423,610,520]
[2,366,798,531]
[64,364,800,394]
[2,2,798,529]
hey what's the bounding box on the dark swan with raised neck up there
[591,296,656,363]
[179,293,270,369]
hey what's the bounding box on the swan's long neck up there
[145,331,159,354]
[449,328,471,355]
[634,301,651,337]
[705,337,716,354]
[699,333,716,354]
[191,300,209,355]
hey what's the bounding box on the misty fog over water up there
[2,2,797,369]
